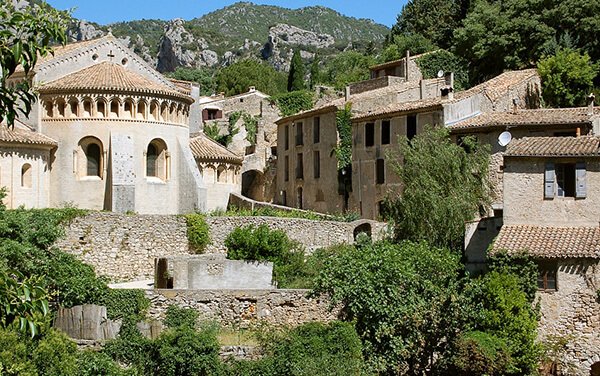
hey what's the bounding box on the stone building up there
[199,88,281,202]
[3,34,241,213]
[485,136,600,375]
[346,69,540,219]
[189,133,243,212]
[274,54,452,214]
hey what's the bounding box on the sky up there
[45,0,402,28]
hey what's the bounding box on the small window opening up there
[365,123,375,147]
[376,158,385,184]
[313,117,320,144]
[86,143,101,177]
[407,115,417,140]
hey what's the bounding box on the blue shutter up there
[576,162,587,198]
[544,163,555,199]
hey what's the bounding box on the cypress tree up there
[287,50,305,92]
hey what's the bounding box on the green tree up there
[288,50,306,92]
[215,59,286,96]
[392,0,468,49]
[309,56,321,89]
[270,90,314,117]
[538,48,598,108]
[0,270,49,337]
[313,240,469,374]
[385,127,490,250]
[167,67,215,96]
[453,0,554,82]
[0,2,68,126]
[322,51,375,90]
[379,33,436,63]
[415,50,470,90]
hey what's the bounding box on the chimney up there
[345,86,351,101]
[512,98,520,114]
[588,93,595,115]
[420,79,424,99]
[405,50,410,81]
[444,72,454,100]
[249,86,256,92]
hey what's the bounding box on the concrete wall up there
[503,158,600,226]
[537,259,600,375]
[146,289,337,328]
[164,255,273,290]
[0,145,52,209]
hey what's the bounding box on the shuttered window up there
[544,161,586,199]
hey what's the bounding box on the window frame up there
[537,261,558,291]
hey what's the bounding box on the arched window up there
[56,99,65,118]
[124,99,134,119]
[217,165,227,183]
[69,99,78,118]
[96,99,107,118]
[149,101,159,121]
[110,99,119,118]
[44,101,53,118]
[146,139,168,180]
[82,99,92,117]
[136,100,146,120]
[78,137,104,178]
[21,164,32,188]
[160,102,168,122]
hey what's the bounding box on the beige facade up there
[2,35,242,214]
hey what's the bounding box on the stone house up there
[487,136,600,375]
[274,54,452,213]
[349,69,541,219]
[198,88,281,202]
[3,34,240,213]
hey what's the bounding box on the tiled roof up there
[0,123,57,147]
[39,62,193,102]
[491,225,600,258]
[14,38,101,74]
[352,96,444,121]
[189,133,243,164]
[449,107,599,131]
[454,69,539,102]
[505,136,600,157]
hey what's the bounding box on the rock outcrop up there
[156,19,218,72]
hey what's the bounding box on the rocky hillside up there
[63,2,388,72]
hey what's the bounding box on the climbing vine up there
[242,113,259,145]
[334,102,352,170]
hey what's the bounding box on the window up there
[110,100,119,118]
[545,162,586,199]
[21,164,32,188]
[313,117,320,144]
[281,190,287,206]
[204,108,222,120]
[284,156,289,181]
[146,139,169,180]
[376,158,385,184]
[78,137,104,179]
[296,187,303,209]
[296,153,304,179]
[97,100,106,118]
[407,115,417,140]
[86,143,101,177]
[365,123,375,147]
[314,151,320,179]
[296,122,303,146]
[82,99,92,117]
[124,100,134,118]
[537,261,557,290]
[284,125,289,150]
[381,120,391,145]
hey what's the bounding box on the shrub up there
[76,351,129,376]
[153,323,222,376]
[100,289,150,321]
[270,90,314,117]
[184,214,211,253]
[225,224,292,262]
[448,331,511,375]
[103,317,155,374]
[0,327,36,375]
[32,329,78,376]
[164,305,199,329]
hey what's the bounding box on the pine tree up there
[287,50,306,92]
[309,56,320,89]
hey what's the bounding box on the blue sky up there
[46,1,403,27]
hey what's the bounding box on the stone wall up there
[537,259,600,375]
[57,212,389,282]
[146,289,337,327]
[55,212,190,282]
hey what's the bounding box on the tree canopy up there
[214,59,287,96]
[385,127,490,250]
[287,50,306,92]
[0,2,69,126]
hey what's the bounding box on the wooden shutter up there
[544,162,555,199]
[576,162,587,198]
[202,109,208,121]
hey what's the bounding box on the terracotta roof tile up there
[454,69,539,102]
[505,136,600,157]
[189,134,243,164]
[14,38,102,74]
[352,97,444,121]
[0,123,57,147]
[491,225,600,258]
[39,62,192,102]
[449,107,599,131]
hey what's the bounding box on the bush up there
[448,331,511,375]
[32,329,78,376]
[0,327,36,375]
[154,323,222,376]
[103,317,155,374]
[100,289,150,321]
[164,305,199,329]
[225,224,293,262]
[184,214,211,253]
[76,351,129,376]
[270,90,314,117]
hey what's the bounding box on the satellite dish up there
[498,131,513,147]
[437,70,444,78]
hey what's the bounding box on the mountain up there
[65,2,389,72]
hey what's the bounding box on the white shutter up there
[544,163,555,199]
[576,162,587,198]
